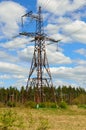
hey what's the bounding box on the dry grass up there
[0,106,86,130]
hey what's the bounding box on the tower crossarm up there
[45,37,61,43]
[21,11,40,22]
[19,32,36,37]
[19,32,45,41]
[22,13,39,20]
[19,32,61,43]
[22,11,32,17]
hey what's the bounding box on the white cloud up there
[54,79,78,88]
[0,50,18,63]
[18,45,34,62]
[51,65,86,87]
[0,0,86,88]
[47,20,86,43]
[17,44,72,65]
[0,62,27,75]
[75,48,86,56]
[75,59,86,66]
[63,20,86,44]
[0,74,10,79]
[0,74,25,80]
[1,37,30,50]
[37,0,86,44]
[45,24,59,34]
[0,1,26,38]
[45,19,86,44]
[46,44,72,64]
[37,0,86,16]
[63,20,86,34]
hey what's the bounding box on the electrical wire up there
[42,0,66,14]
[38,0,50,9]
[41,0,86,44]
[61,26,85,42]
[53,0,86,16]
[13,1,86,44]
[42,0,51,10]
[46,25,86,47]
[40,0,86,22]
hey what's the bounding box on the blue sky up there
[0,0,86,89]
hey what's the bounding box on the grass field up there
[0,106,86,130]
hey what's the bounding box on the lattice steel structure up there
[20,6,60,103]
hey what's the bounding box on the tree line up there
[0,85,86,106]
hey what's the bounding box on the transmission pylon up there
[19,6,60,103]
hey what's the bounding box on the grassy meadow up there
[0,105,86,130]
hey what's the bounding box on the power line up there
[41,0,86,19]
[46,25,85,47]
[61,26,85,42]
[42,0,51,11]
[38,0,64,14]
[37,0,50,10]
[43,0,66,15]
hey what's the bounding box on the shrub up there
[72,94,86,105]
[39,103,46,108]
[25,101,36,108]
[7,101,16,107]
[39,102,57,108]
[78,104,86,109]
[25,101,57,108]
[59,101,68,109]
[50,102,57,108]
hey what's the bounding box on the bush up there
[78,104,86,109]
[39,103,46,108]
[7,101,16,107]
[72,94,86,105]
[59,101,68,109]
[50,103,57,108]
[25,101,36,108]
[25,101,57,108]
[39,102,57,108]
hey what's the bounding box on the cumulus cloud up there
[0,74,25,80]
[0,0,86,88]
[0,1,26,38]
[37,0,86,44]
[18,45,34,62]
[17,44,72,65]
[0,50,18,63]
[75,48,86,56]
[63,20,86,44]
[45,19,86,44]
[63,20,86,34]
[75,59,86,66]
[46,44,72,64]
[37,0,86,16]
[1,37,30,50]
[0,74,10,79]
[51,65,86,87]
[0,62,27,75]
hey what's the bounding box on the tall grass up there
[0,106,86,130]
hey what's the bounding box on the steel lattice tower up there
[20,6,60,103]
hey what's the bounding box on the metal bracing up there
[20,6,60,103]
